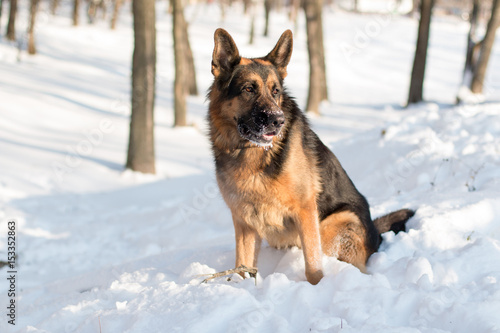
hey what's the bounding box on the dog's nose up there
[270,113,285,129]
[255,111,285,130]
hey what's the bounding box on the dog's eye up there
[244,86,255,93]
[272,88,280,96]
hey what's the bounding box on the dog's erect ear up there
[212,28,241,78]
[265,30,293,79]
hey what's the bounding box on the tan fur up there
[254,58,273,66]
[239,57,253,65]
[320,211,370,273]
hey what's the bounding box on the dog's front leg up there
[233,216,262,276]
[297,201,324,285]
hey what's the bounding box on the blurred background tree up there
[5,0,17,41]
[407,0,435,106]
[126,0,157,174]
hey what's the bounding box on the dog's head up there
[210,29,293,148]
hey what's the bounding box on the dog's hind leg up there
[320,211,372,273]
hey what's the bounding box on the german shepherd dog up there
[207,29,414,285]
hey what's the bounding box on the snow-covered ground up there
[1,1,500,332]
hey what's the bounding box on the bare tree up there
[289,0,301,33]
[110,0,122,30]
[6,0,17,41]
[243,0,251,14]
[410,0,419,17]
[50,0,60,15]
[73,0,80,26]
[172,0,197,126]
[220,0,227,21]
[249,3,256,44]
[470,0,500,94]
[0,0,4,34]
[263,0,272,36]
[303,0,328,115]
[407,0,435,106]
[27,0,40,55]
[457,0,480,101]
[126,0,157,174]
[183,18,197,96]
[173,0,187,126]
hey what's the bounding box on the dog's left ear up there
[265,30,293,79]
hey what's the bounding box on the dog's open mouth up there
[237,123,278,147]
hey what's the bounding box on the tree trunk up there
[27,0,40,55]
[0,0,4,34]
[50,0,60,15]
[263,0,271,36]
[411,0,419,18]
[353,0,358,12]
[304,0,328,115]
[243,0,251,14]
[470,0,500,94]
[289,0,300,33]
[182,15,197,96]
[110,0,122,30]
[126,0,157,174]
[407,0,434,106]
[173,0,187,126]
[73,0,80,26]
[220,0,226,21]
[463,0,480,82]
[6,0,17,41]
[457,0,480,103]
[249,6,255,44]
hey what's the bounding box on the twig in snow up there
[200,265,258,284]
[465,163,485,192]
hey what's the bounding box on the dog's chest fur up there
[214,130,321,249]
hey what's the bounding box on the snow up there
[1,1,500,332]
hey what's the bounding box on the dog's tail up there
[373,209,415,235]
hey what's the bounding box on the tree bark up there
[243,0,251,14]
[249,6,255,44]
[289,0,300,33]
[220,0,226,21]
[470,0,500,94]
[0,0,4,34]
[27,0,40,55]
[463,0,480,82]
[50,0,60,15]
[6,0,17,41]
[110,0,122,30]
[173,0,187,126]
[304,0,328,115]
[407,0,434,106]
[411,0,419,18]
[182,15,197,96]
[456,0,480,103]
[263,0,271,36]
[126,0,157,174]
[73,0,80,26]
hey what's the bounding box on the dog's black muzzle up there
[237,108,285,146]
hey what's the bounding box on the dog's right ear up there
[212,29,241,78]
